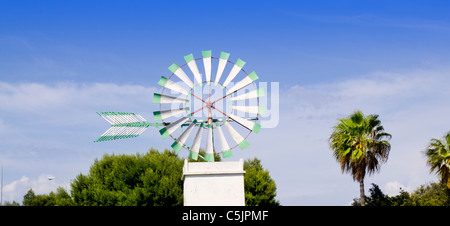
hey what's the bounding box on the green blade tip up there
[202,50,212,58]
[171,141,182,153]
[168,62,179,73]
[252,123,261,133]
[189,151,199,160]
[238,140,249,150]
[184,53,194,63]
[222,150,233,158]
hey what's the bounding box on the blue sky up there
[1,0,450,205]
[3,0,450,86]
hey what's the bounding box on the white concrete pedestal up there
[182,159,246,206]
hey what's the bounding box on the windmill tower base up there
[182,159,246,206]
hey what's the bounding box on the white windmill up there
[95,50,265,162]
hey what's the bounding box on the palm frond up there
[329,110,392,183]
[425,132,450,187]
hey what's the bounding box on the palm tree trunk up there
[359,180,365,206]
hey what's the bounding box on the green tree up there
[425,132,450,188]
[407,182,450,206]
[71,149,184,206]
[351,182,450,206]
[329,110,392,206]
[2,200,21,206]
[352,183,411,206]
[390,188,410,206]
[365,183,391,206]
[22,149,279,206]
[244,158,280,206]
[22,187,73,206]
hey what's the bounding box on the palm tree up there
[425,132,450,188]
[329,110,392,206]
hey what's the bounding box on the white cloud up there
[383,181,413,196]
[0,81,158,114]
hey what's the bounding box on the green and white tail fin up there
[94,111,152,142]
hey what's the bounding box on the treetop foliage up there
[352,182,450,206]
[20,149,279,206]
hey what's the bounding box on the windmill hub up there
[205,101,214,109]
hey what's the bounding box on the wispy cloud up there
[0,82,158,113]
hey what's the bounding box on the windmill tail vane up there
[94,111,201,142]
[94,111,159,142]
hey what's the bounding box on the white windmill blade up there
[184,54,202,86]
[222,58,246,88]
[189,123,204,160]
[232,105,266,115]
[157,76,190,96]
[214,51,230,85]
[159,116,189,139]
[224,121,249,150]
[205,124,215,162]
[216,123,233,158]
[226,112,261,133]
[171,119,197,153]
[226,71,259,95]
[168,62,194,89]
[153,93,189,104]
[153,107,189,121]
[229,88,265,101]
[202,50,212,84]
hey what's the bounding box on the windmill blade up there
[168,62,194,89]
[202,50,212,84]
[153,107,189,121]
[229,88,265,101]
[216,123,232,158]
[224,121,249,150]
[214,51,230,85]
[189,123,204,160]
[222,58,246,88]
[184,54,202,86]
[171,119,197,153]
[159,116,189,139]
[232,105,266,115]
[226,71,259,95]
[226,113,261,133]
[153,93,189,104]
[95,111,151,142]
[158,76,190,96]
[205,124,215,162]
